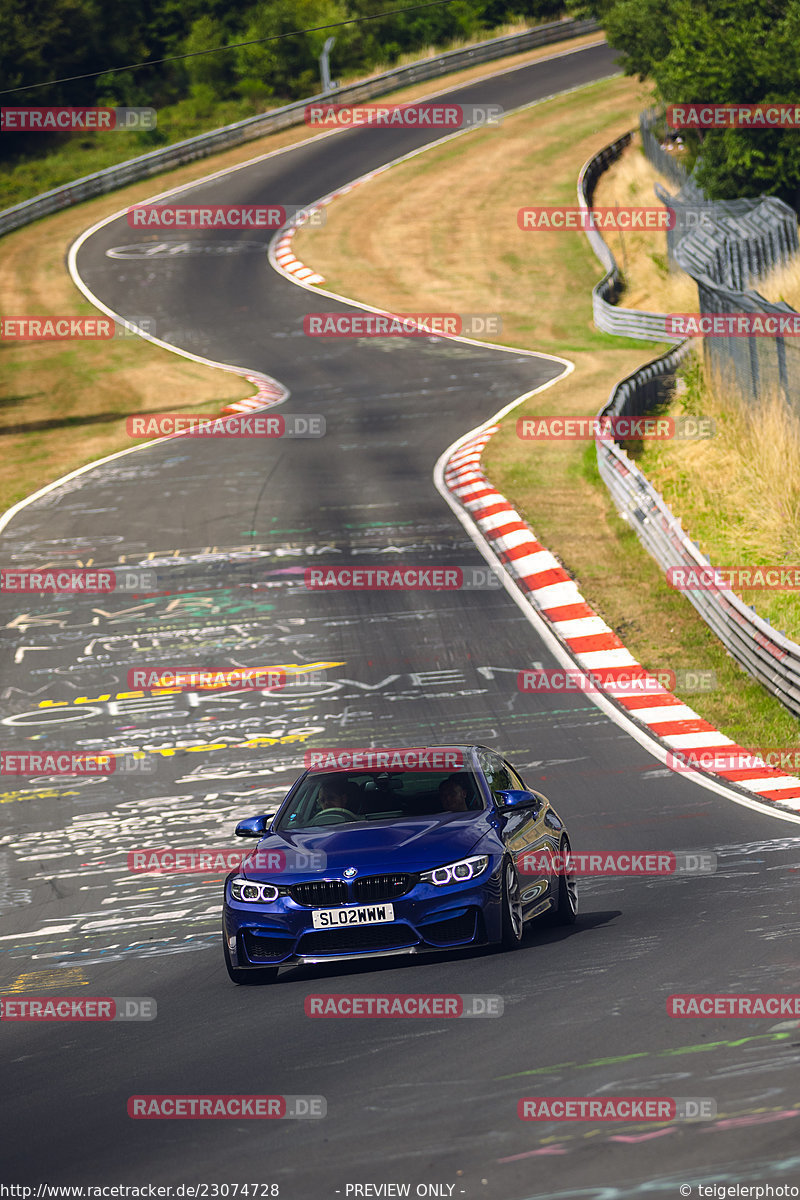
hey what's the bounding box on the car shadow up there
[524,907,621,946]
[241,907,622,986]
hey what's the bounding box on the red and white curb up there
[270,173,388,288]
[220,372,288,416]
[260,80,800,823]
[444,430,800,814]
[272,226,325,286]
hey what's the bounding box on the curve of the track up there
[2,41,799,1200]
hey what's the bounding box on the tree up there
[234,0,351,102]
[566,0,800,206]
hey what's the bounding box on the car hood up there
[241,813,496,880]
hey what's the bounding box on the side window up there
[479,750,514,797]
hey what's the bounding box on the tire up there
[224,934,279,985]
[500,858,525,949]
[547,836,578,926]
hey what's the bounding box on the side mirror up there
[235,814,274,838]
[494,789,541,812]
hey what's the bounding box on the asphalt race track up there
[2,39,800,1200]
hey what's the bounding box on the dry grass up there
[0,27,602,516]
[0,239,252,513]
[752,252,800,309]
[637,355,800,640]
[6,50,798,742]
[292,73,800,744]
[591,138,699,313]
[296,75,653,353]
[595,143,800,642]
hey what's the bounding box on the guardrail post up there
[320,37,338,94]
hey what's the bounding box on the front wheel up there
[547,836,578,925]
[224,934,279,985]
[500,858,524,949]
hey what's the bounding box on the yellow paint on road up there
[4,967,89,993]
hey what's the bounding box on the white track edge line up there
[8,49,788,826]
[0,43,611,539]
[268,79,800,828]
[433,413,800,828]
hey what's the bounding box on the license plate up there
[312,903,395,929]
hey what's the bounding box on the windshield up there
[274,769,485,830]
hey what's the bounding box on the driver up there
[315,777,359,816]
[318,779,350,810]
[438,774,470,812]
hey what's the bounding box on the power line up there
[0,0,463,96]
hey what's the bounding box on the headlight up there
[420,855,489,887]
[230,877,279,904]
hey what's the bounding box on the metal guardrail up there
[597,350,800,719]
[588,123,800,719]
[0,16,600,238]
[577,134,684,343]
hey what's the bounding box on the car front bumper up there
[223,870,503,970]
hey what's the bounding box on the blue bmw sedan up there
[222,744,577,983]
